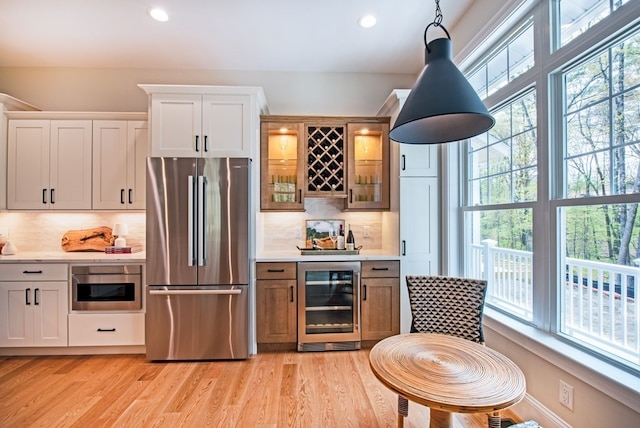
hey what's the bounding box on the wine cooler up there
[297,261,361,351]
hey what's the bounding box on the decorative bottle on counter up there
[346,226,355,251]
[337,224,345,250]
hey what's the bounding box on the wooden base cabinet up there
[256,262,297,344]
[360,260,400,341]
[0,264,68,347]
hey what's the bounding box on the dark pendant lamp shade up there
[390,36,495,144]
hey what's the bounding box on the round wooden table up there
[369,333,526,428]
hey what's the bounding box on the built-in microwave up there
[71,265,142,311]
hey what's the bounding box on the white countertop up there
[0,250,146,263]
[256,249,399,262]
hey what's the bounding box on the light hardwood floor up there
[0,350,517,427]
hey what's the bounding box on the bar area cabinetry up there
[256,262,298,347]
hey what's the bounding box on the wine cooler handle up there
[290,285,294,303]
[354,271,361,332]
[402,240,406,256]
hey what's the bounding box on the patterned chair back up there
[406,275,488,343]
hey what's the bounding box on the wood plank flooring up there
[0,350,517,427]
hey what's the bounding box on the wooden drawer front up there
[68,313,145,346]
[256,262,297,280]
[361,260,400,278]
[0,263,68,281]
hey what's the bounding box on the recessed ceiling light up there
[149,8,169,22]
[358,14,377,29]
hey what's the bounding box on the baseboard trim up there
[512,394,572,428]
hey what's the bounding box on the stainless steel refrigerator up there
[145,157,250,361]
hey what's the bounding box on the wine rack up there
[306,126,346,196]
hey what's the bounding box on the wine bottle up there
[346,226,355,251]
[337,224,345,250]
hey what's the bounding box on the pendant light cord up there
[433,0,443,27]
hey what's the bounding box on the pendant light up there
[390,0,494,144]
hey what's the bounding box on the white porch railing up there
[471,240,640,365]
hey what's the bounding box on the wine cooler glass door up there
[297,261,361,351]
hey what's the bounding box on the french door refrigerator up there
[145,157,250,360]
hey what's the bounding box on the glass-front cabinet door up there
[260,121,305,211]
[346,122,390,210]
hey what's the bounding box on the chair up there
[398,275,498,427]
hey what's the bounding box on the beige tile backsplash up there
[0,212,145,252]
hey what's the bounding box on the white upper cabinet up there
[92,120,148,210]
[8,119,92,210]
[139,85,268,158]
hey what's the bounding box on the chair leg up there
[398,395,409,427]
[488,411,501,428]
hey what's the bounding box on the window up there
[557,29,640,366]
[461,0,640,371]
[466,90,537,322]
[555,0,631,49]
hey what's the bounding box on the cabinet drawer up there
[0,263,68,281]
[256,262,297,280]
[68,313,145,346]
[361,260,400,278]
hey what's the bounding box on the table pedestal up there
[429,409,452,428]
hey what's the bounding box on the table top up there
[369,333,526,414]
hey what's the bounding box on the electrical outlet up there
[559,380,574,411]
[363,225,370,238]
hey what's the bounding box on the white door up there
[0,282,34,347]
[127,121,148,209]
[93,120,128,209]
[50,120,92,209]
[202,94,251,158]
[399,144,439,177]
[7,120,50,210]
[150,94,202,157]
[32,282,68,346]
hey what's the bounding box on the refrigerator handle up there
[188,175,195,266]
[198,175,206,266]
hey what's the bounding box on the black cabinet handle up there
[363,284,367,301]
[34,288,39,305]
[128,189,133,204]
[23,270,43,274]
[267,269,285,272]
[195,135,200,152]
[290,285,294,303]
[402,240,406,256]
[298,189,302,204]
[402,154,406,171]
[25,288,31,305]
[42,189,47,204]
[50,189,55,204]
[120,189,125,204]
[372,267,389,271]
[97,328,116,332]
[204,135,209,152]
[350,189,353,203]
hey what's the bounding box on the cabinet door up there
[126,121,148,209]
[50,120,92,209]
[260,122,305,211]
[361,277,400,340]
[399,144,439,177]
[7,120,50,210]
[345,122,390,210]
[150,94,202,157]
[256,279,297,343]
[93,120,128,209]
[32,282,68,346]
[201,94,251,158]
[0,282,34,347]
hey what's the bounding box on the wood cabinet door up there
[7,120,50,210]
[0,282,34,347]
[93,120,128,209]
[150,93,202,157]
[256,279,297,343]
[202,94,251,158]
[32,281,68,347]
[49,120,92,209]
[361,277,400,341]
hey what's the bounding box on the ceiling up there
[0,0,473,75]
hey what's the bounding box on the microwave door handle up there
[198,175,206,267]
[188,175,195,266]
